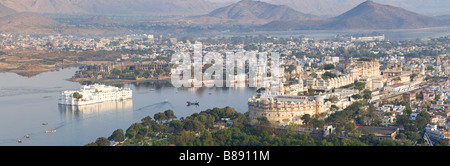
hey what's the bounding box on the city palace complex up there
[248,49,450,144]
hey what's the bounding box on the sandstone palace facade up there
[248,59,382,125]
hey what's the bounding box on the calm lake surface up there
[218,27,450,41]
[0,67,256,146]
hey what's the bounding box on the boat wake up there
[135,102,173,112]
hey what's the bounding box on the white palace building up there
[58,84,132,106]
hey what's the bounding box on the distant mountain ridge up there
[0,0,448,34]
[0,0,220,16]
[0,3,60,34]
[0,12,60,33]
[191,0,319,25]
[207,0,316,21]
[267,0,450,17]
[322,1,447,29]
[260,0,449,30]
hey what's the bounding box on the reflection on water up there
[58,99,133,117]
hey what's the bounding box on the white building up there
[58,84,132,106]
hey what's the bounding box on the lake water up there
[217,26,450,41]
[0,68,256,146]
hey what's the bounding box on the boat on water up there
[26,135,30,139]
[45,130,56,133]
[186,101,199,106]
[164,99,169,103]
[58,84,132,106]
[42,122,48,125]
[18,140,22,143]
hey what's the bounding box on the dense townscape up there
[54,33,449,146]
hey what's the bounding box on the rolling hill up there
[321,0,447,29]
[260,0,450,30]
[192,0,319,25]
[0,12,60,33]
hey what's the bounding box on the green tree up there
[301,114,312,127]
[311,118,325,130]
[354,82,366,91]
[255,116,274,135]
[321,71,337,80]
[351,94,363,100]
[323,64,335,70]
[330,105,339,112]
[164,109,177,122]
[136,128,151,139]
[108,129,125,142]
[183,118,205,132]
[154,112,168,124]
[73,92,83,99]
[363,90,372,100]
[200,130,214,146]
[152,123,167,134]
[95,137,110,146]
[126,123,144,139]
[396,114,411,126]
[286,65,297,73]
[415,111,430,129]
[141,116,153,127]
[169,120,183,133]
[232,113,248,129]
[405,131,421,141]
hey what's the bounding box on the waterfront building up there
[58,84,132,106]
[248,94,327,125]
[248,58,383,125]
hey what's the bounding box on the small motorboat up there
[45,130,56,133]
[186,101,199,106]
[164,99,169,103]
[26,135,30,139]
[42,123,48,125]
[18,140,22,143]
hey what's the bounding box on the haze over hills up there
[0,0,220,16]
[0,3,16,17]
[321,1,447,30]
[83,15,117,25]
[260,0,449,30]
[216,0,450,17]
[197,0,319,25]
[0,0,448,35]
[0,3,61,34]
